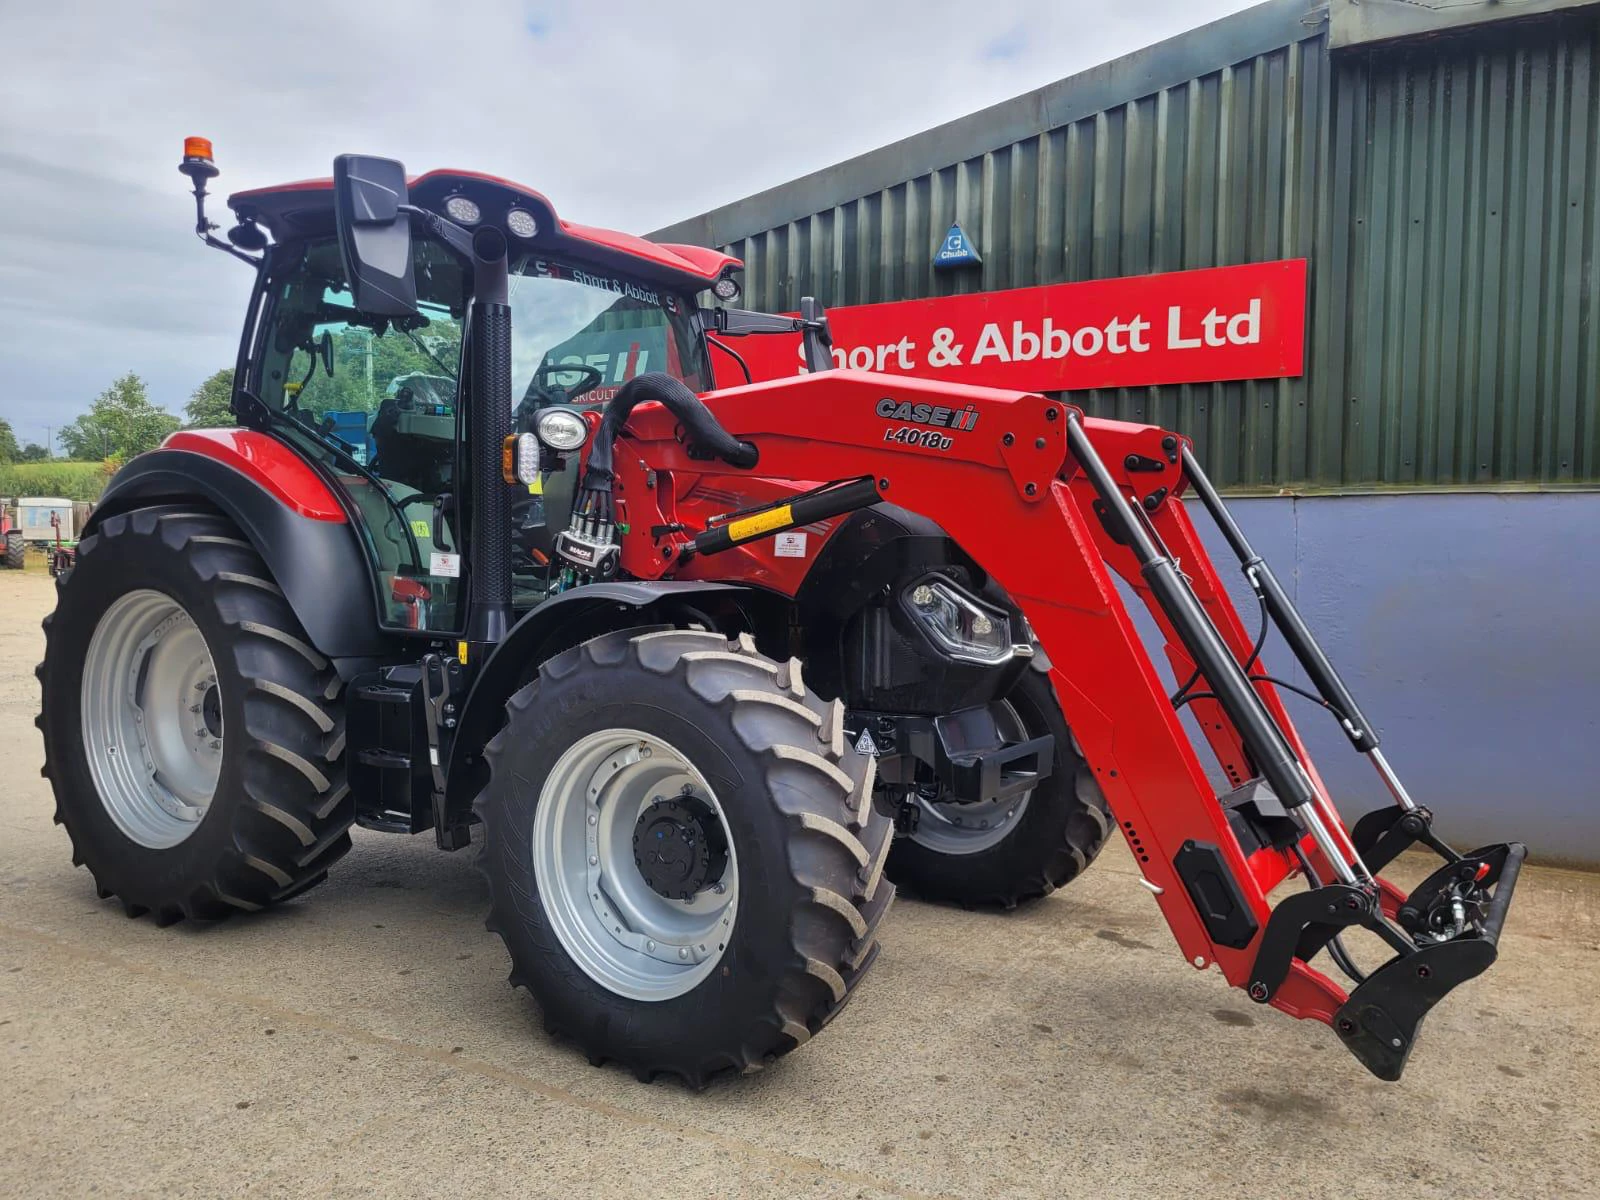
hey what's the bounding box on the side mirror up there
[319,330,335,378]
[332,154,417,317]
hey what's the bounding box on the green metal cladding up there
[653,0,1600,490]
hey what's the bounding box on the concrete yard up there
[2,567,1596,1199]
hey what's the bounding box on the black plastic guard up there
[1174,840,1261,951]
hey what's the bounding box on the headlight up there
[535,408,589,452]
[902,576,1014,664]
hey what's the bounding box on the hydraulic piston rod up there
[1179,446,1424,815]
[1067,419,1366,884]
[1179,446,1377,751]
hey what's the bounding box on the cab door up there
[254,237,470,634]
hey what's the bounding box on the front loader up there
[35,142,1522,1085]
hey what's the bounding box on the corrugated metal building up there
[655,0,1600,492]
[653,0,1600,860]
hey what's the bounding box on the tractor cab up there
[220,162,737,633]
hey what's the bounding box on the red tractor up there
[36,142,1522,1084]
[2,507,22,569]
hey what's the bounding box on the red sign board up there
[713,260,1307,392]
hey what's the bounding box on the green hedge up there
[0,461,108,503]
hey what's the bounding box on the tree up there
[59,372,180,460]
[291,320,462,419]
[0,418,19,463]
[184,368,236,428]
[19,443,50,462]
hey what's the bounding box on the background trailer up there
[652,0,1600,862]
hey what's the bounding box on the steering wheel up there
[533,362,604,404]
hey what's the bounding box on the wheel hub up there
[81,590,222,849]
[200,683,223,740]
[532,729,739,1002]
[632,796,728,901]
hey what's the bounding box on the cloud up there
[0,0,1255,448]
[982,24,1032,61]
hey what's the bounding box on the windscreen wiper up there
[397,321,459,384]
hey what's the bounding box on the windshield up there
[508,256,707,409]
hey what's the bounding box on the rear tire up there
[478,628,894,1085]
[4,530,23,569]
[37,506,352,923]
[886,667,1111,908]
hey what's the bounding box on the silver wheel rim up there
[909,700,1034,856]
[533,728,737,1002]
[81,590,222,850]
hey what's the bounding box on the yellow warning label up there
[527,474,543,496]
[411,519,431,537]
[726,504,794,543]
[457,641,469,664]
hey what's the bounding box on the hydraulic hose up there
[583,372,758,485]
[562,373,758,572]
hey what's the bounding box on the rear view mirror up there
[332,155,417,317]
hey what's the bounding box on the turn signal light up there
[502,433,541,485]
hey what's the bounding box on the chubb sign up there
[713,259,1307,392]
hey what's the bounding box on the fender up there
[441,580,753,820]
[89,433,393,657]
[795,502,968,620]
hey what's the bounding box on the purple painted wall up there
[1121,491,1599,864]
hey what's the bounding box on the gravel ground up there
[2,566,1596,1198]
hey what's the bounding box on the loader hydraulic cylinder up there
[1179,445,1377,752]
[1067,421,1319,810]
[686,476,880,559]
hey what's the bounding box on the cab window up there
[256,238,467,633]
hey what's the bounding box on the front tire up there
[886,667,1112,908]
[37,506,353,923]
[478,628,894,1085]
[4,530,23,569]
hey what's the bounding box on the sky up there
[0,0,1257,450]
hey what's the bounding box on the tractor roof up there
[228,169,741,293]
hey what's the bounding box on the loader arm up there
[602,368,1524,1080]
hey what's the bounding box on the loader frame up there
[597,366,1524,1079]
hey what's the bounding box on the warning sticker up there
[774,531,808,558]
[726,504,794,543]
[429,552,461,578]
[854,728,879,756]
